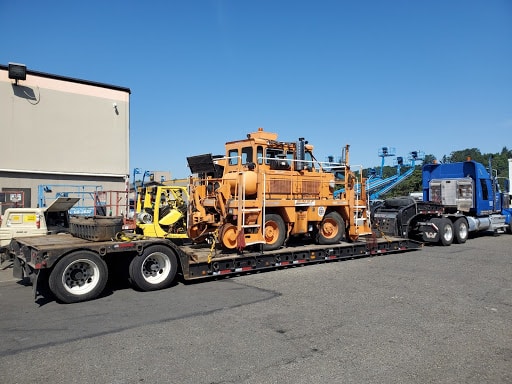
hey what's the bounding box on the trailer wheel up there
[49,251,108,304]
[318,211,345,245]
[129,245,177,291]
[263,214,286,251]
[453,218,468,244]
[432,218,454,246]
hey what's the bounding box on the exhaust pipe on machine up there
[296,137,306,171]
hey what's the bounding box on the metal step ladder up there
[236,172,265,245]
[351,173,371,235]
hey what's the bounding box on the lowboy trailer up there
[11,233,421,304]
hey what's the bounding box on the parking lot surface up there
[0,234,511,383]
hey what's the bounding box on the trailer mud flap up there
[12,256,23,279]
[32,269,49,301]
[32,270,40,299]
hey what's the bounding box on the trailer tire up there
[49,251,108,304]
[129,245,177,291]
[263,214,286,251]
[432,218,454,246]
[318,211,345,245]
[453,218,468,244]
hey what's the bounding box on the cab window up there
[265,149,283,164]
[304,152,313,171]
[257,146,264,165]
[228,149,238,165]
[241,147,253,165]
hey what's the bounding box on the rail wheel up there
[432,217,454,246]
[453,218,468,244]
[129,245,177,291]
[263,214,286,251]
[49,250,108,304]
[220,224,238,250]
[188,222,208,242]
[318,212,345,245]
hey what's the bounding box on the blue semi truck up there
[372,158,512,246]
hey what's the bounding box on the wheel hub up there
[72,270,84,280]
[322,222,335,237]
[144,259,162,276]
[66,264,92,287]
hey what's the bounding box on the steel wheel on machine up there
[129,245,177,291]
[318,211,345,245]
[49,251,108,304]
[263,214,286,251]
[432,217,454,246]
[220,224,238,250]
[453,217,468,244]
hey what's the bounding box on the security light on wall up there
[8,62,27,85]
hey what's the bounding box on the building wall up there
[0,64,131,209]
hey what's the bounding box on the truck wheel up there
[453,218,468,244]
[263,214,286,251]
[432,218,454,246]
[318,212,345,245]
[129,245,177,291]
[49,251,108,304]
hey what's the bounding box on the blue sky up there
[1,0,511,179]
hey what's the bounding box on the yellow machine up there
[187,128,372,250]
[136,185,188,241]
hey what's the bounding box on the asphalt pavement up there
[0,234,511,384]
[0,263,16,283]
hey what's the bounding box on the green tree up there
[447,148,483,163]
[423,154,436,164]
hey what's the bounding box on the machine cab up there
[223,128,315,175]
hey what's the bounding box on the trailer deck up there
[177,236,422,280]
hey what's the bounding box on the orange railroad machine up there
[187,128,372,251]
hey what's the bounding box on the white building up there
[0,63,130,213]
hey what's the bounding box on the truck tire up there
[129,245,178,291]
[432,218,454,246]
[49,251,108,304]
[263,214,286,251]
[453,218,468,244]
[318,211,345,245]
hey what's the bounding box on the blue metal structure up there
[38,184,103,215]
[376,146,396,178]
[369,150,424,199]
[334,148,424,199]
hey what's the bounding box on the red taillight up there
[36,215,40,229]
